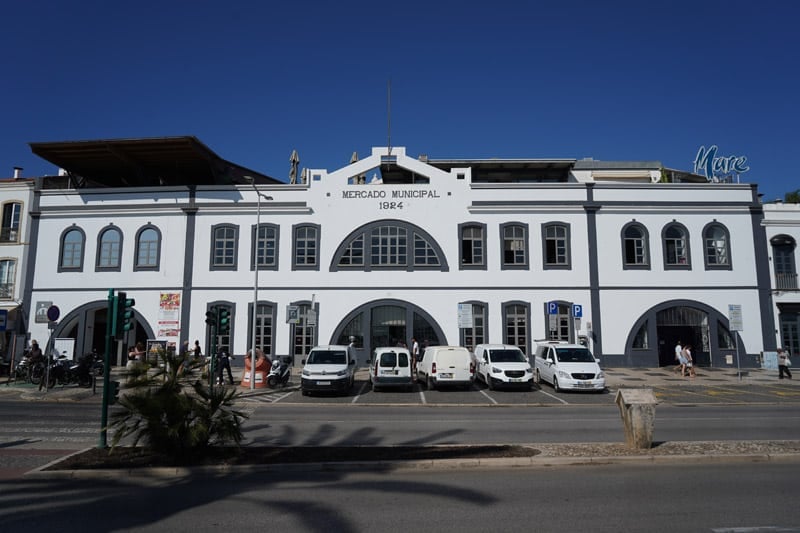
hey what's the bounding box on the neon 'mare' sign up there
[693,145,749,181]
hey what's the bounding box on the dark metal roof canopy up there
[29,136,281,188]
[429,158,576,183]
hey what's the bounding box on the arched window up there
[135,226,161,271]
[331,220,448,271]
[459,222,486,270]
[252,223,279,271]
[621,222,649,269]
[59,226,85,272]
[96,226,122,271]
[500,222,529,269]
[662,222,691,269]
[771,234,797,290]
[703,222,731,270]
[211,224,238,270]
[542,222,571,269]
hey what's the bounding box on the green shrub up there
[109,347,248,464]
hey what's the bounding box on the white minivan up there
[473,344,533,390]
[416,346,475,390]
[533,342,605,392]
[300,345,357,395]
[369,346,414,392]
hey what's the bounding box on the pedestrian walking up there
[674,340,686,375]
[683,344,696,378]
[216,349,234,385]
[778,348,792,379]
[411,337,420,370]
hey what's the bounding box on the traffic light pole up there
[99,289,114,449]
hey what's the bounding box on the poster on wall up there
[158,292,181,340]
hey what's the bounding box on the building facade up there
[14,138,785,368]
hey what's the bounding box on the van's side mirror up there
[349,359,355,366]
[301,359,306,365]
[483,355,489,363]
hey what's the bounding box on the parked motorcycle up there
[44,351,95,389]
[14,350,46,384]
[267,356,292,388]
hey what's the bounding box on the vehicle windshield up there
[307,350,347,365]
[555,347,595,363]
[490,349,527,363]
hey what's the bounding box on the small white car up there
[369,347,414,392]
[534,342,605,392]
[473,344,533,390]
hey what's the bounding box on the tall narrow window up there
[96,226,122,270]
[501,223,528,269]
[663,223,691,269]
[459,223,486,269]
[1,202,21,243]
[622,222,649,269]
[772,235,797,290]
[543,223,570,269]
[503,303,529,355]
[249,302,274,359]
[252,223,278,270]
[291,303,316,363]
[211,224,238,270]
[59,227,85,272]
[0,259,16,299]
[293,224,320,270]
[135,226,161,271]
[703,222,731,270]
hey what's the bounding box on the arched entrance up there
[330,299,446,365]
[624,300,740,368]
[51,300,154,365]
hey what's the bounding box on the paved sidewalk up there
[603,365,795,389]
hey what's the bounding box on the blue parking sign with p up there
[548,301,558,314]
[572,304,583,318]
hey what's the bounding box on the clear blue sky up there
[1,0,797,201]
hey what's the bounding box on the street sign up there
[457,303,473,328]
[47,305,60,322]
[572,304,583,318]
[286,305,299,324]
[728,304,743,331]
[547,301,558,315]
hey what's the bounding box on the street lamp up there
[245,176,272,390]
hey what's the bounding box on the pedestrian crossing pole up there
[99,288,114,449]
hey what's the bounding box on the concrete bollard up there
[615,388,657,449]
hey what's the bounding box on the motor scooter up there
[267,356,292,388]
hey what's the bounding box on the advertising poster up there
[158,292,181,339]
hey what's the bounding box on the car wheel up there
[553,377,561,392]
[487,376,495,390]
[301,389,309,396]
[427,376,434,390]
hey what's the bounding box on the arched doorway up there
[624,299,740,368]
[52,300,154,365]
[330,299,446,365]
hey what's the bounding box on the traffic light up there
[205,306,217,327]
[217,307,231,335]
[109,380,120,404]
[114,291,136,337]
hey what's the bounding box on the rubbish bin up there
[615,388,657,449]
[241,350,269,388]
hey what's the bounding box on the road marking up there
[479,390,498,404]
[351,382,369,403]
[270,391,294,403]
[537,389,569,404]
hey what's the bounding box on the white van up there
[300,345,357,395]
[416,346,475,390]
[533,342,605,392]
[473,344,533,390]
[368,346,414,392]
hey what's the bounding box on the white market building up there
[5,137,785,369]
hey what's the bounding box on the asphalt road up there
[1,462,798,532]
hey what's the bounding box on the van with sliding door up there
[416,346,475,390]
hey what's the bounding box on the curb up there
[24,448,800,480]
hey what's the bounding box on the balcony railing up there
[0,227,18,243]
[776,272,799,291]
[0,283,14,299]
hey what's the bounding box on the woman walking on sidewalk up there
[683,344,696,378]
[778,348,792,379]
